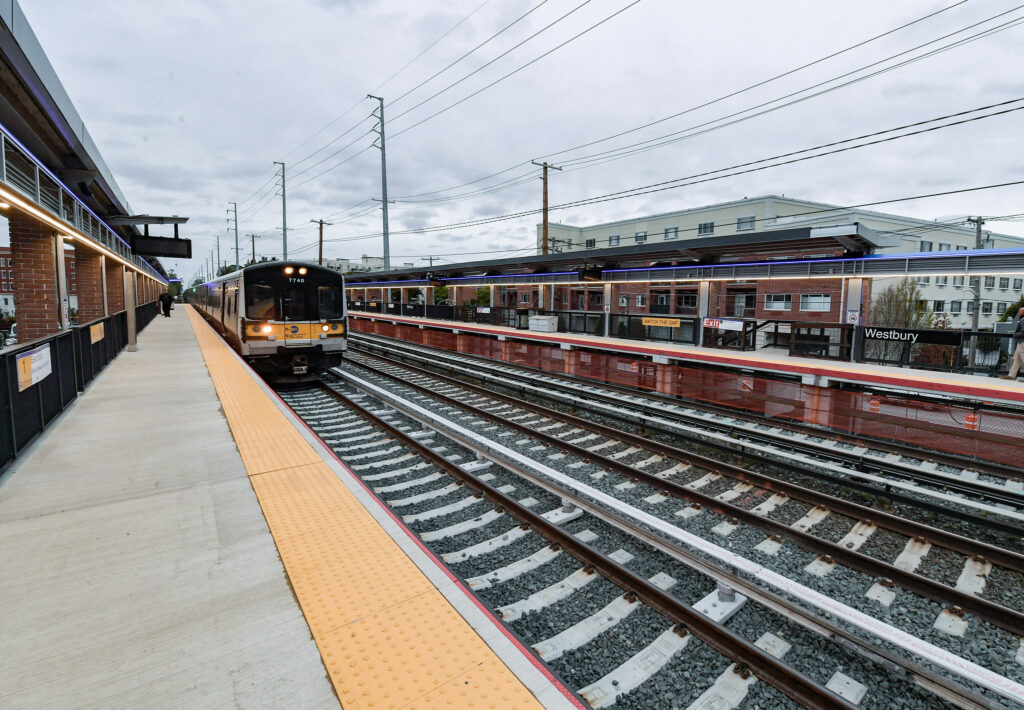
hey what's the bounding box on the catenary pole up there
[966,216,986,370]
[367,95,390,270]
[229,201,239,269]
[273,161,287,260]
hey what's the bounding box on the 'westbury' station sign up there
[860,327,961,346]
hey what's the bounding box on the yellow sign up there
[90,323,105,344]
[641,317,680,328]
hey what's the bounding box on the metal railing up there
[0,301,157,473]
[0,123,166,283]
[856,327,1017,374]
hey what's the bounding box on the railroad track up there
[349,331,1024,539]
[275,365,1024,709]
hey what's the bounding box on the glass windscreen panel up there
[245,280,276,319]
[318,285,344,319]
[283,283,307,320]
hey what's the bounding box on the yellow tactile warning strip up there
[186,307,547,709]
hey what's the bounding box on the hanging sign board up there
[90,323,105,344]
[703,317,744,331]
[16,344,52,392]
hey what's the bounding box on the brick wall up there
[105,258,126,312]
[9,213,59,341]
[75,246,105,321]
[756,277,844,323]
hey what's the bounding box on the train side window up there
[318,285,343,319]
[246,281,276,318]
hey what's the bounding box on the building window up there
[619,295,629,307]
[936,276,948,286]
[664,227,678,240]
[635,231,647,244]
[984,276,995,288]
[520,293,530,303]
[70,260,75,268]
[736,216,756,231]
[608,234,620,246]
[982,302,993,315]
[592,293,602,306]
[967,301,975,314]
[635,294,646,307]
[71,283,76,291]
[764,294,792,311]
[950,301,962,313]
[953,275,964,286]
[956,244,968,250]
[697,221,714,236]
[655,294,669,305]
[677,293,697,309]
[1015,278,1023,290]
[920,241,932,252]
[916,276,930,284]
[1,282,6,291]
[585,238,596,248]
[938,243,950,251]
[933,300,945,312]
[799,294,831,311]
[999,277,1009,289]
[0,271,5,279]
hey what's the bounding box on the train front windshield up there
[245,266,344,321]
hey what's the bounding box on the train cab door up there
[282,279,312,346]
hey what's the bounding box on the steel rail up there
[346,352,1024,638]
[352,337,1024,535]
[313,379,855,710]
[351,331,1024,483]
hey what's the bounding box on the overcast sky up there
[18,0,1024,280]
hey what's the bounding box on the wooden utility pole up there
[310,219,332,265]
[531,161,562,254]
[249,233,260,265]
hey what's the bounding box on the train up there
[187,261,347,381]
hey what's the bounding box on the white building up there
[539,195,1024,328]
[323,255,414,274]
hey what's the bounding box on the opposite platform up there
[0,310,337,708]
[349,311,1024,406]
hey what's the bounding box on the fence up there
[351,316,1024,467]
[0,301,157,473]
[856,326,1016,374]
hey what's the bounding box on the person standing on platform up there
[1002,306,1024,380]
[159,291,173,318]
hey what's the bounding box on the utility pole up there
[368,95,390,270]
[966,216,986,370]
[310,219,333,265]
[273,161,287,260]
[215,235,221,275]
[250,234,260,265]
[228,201,239,269]
[531,161,562,255]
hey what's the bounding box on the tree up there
[999,295,1024,322]
[868,278,932,361]
[870,278,931,328]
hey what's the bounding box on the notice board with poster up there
[16,344,52,392]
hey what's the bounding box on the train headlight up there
[261,325,273,334]
[284,266,294,275]
[298,267,308,275]
[321,324,330,332]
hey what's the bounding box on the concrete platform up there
[0,311,339,709]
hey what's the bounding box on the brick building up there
[0,244,80,319]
